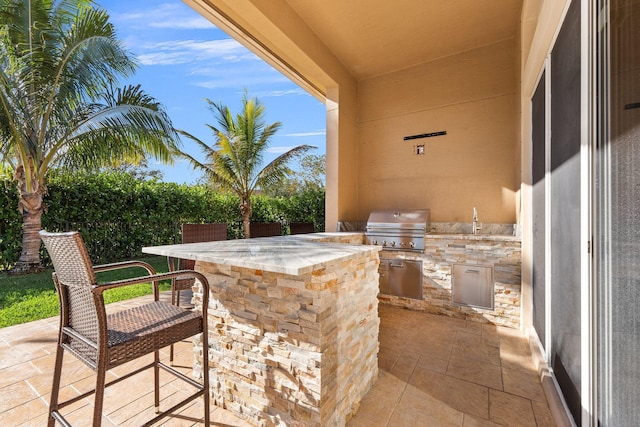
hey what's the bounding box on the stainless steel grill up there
[365,209,430,252]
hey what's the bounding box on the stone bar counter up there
[143,233,381,426]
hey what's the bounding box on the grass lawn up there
[0,255,171,328]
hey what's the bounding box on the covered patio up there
[4,0,632,423]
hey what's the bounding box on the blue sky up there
[102,0,326,184]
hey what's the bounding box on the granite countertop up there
[142,232,379,276]
[426,233,521,242]
[289,231,365,240]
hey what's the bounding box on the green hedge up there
[0,181,22,271]
[0,171,325,269]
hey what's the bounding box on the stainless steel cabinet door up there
[452,264,494,309]
[388,259,423,300]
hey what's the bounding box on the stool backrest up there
[290,222,315,235]
[180,223,227,269]
[40,230,100,362]
[249,222,282,238]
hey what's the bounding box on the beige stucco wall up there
[357,39,519,223]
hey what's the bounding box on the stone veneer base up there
[192,250,380,426]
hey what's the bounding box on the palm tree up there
[0,1,179,273]
[177,92,314,238]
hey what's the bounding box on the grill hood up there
[365,209,431,251]
[366,209,430,231]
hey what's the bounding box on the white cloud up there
[137,39,253,66]
[150,17,213,30]
[137,51,188,66]
[252,89,308,98]
[190,63,290,89]
[132,38,293,88]
[267,146,299,154]
[193,75,289,89]
[112,3,214,31]
[112,4,306,91]
[282,130,326,137]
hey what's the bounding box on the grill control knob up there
[372,240,378,245]
[382,241,387,246]
[399,242,406,247]
[409,242,416,248]
[390,241,396,247]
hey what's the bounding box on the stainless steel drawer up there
[379,258,423,300]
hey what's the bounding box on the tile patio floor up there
[0,294,555,426]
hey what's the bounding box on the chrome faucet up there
[472,207,482,235]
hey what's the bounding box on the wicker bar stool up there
[289,222,315,235]
[40,231,210,427]
[168,223,227,308]
[167,223,226,363]
[249,222,282,238]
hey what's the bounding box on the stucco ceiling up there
[284,0,523,80]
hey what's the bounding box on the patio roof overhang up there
[185,0,523,96]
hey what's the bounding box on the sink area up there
[428,221,518,239]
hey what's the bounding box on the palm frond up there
[44,99,178,173]
[254,144,315,190]
[176,129,216,161]
[173,128,230,187]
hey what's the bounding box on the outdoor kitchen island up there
[142,233,381,426]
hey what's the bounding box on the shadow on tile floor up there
[347,305,556,427]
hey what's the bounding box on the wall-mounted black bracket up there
[624,102,640,110]
[403,131,446,141]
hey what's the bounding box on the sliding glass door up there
[596,0,640,424]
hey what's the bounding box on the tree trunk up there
[240,197,252,238]
[10,166,46,275]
